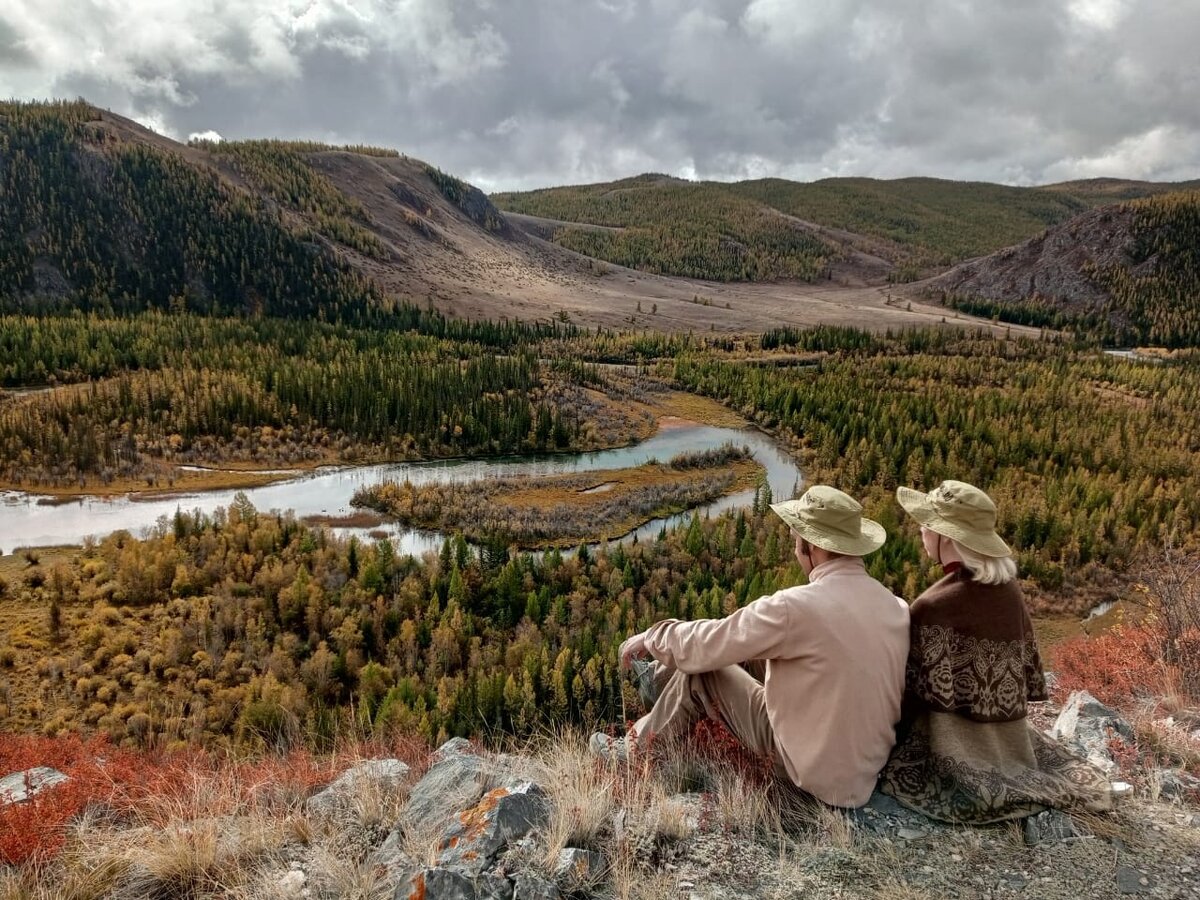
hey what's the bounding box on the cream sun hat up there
[770,485,886,557]
[896,480,1012,558]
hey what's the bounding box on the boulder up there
[0,767,69,805]
[401,744,539,837]
[399,867,512,900]
[403,752,496,836]
[436,782,548,875]
[307,758,410,818]
[1048,690,1134,773]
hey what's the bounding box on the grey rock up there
[307,758,410,817]
[1049,690,1135,773]
[0,767,69,804]
[863,790,907,817]
[1154,768,1200,801]
[436,782,548,875]
[436,737,475,759]
[399,868,512,900]
[1116,866,1151,894]
[511,875,562,900]
[896,826,928,841]
[402,749,539,838]
[553,847,605,883]
[403,753,493,834]
[368,829,417,883]
[1022,809,1086,845]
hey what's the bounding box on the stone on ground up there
[0,766,69,804]
[1049,690,1135,773]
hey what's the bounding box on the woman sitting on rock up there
[879,480,1113,824]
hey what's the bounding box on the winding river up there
[0,422,802,556]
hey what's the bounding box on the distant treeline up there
[0,314,613,489]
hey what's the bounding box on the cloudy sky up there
[2,0,1198,191]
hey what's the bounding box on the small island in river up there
[351,443,763,548]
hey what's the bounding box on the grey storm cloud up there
[1,0,1197,190]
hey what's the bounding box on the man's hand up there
[619,631,648,671]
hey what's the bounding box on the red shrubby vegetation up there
[0,733,429,865]
[1050,624,1167,709]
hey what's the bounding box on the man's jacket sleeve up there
[642,593,792,674]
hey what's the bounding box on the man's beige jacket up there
[642,556,910,807]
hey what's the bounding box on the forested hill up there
[0,100,554,326]
[494,174,1199,281]
[493,174,846,283]
[923,191,1200,347]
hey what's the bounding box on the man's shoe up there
[589,731,635,762]
[630,657,660,709]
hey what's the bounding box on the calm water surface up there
[0,424,801,557]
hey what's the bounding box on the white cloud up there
[1,0,1197,190]
[188,129,224,143]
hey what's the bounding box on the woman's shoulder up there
[911,571,970,609]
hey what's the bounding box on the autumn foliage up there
[0,732,427,866]
[1050,624,1166,708]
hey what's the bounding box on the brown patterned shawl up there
[905,568,1047,723]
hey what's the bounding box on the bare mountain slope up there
[918,193,1200,345]
[921,205,1139,315]
[0,100,1031,335]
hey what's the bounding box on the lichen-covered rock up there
[307,758,410,818]
[436,782,548,875]
[1049,690,1134,773]
[401,745,539,836]
[398,867,512,900]
[403,753,495,835]
[0,767,69,804]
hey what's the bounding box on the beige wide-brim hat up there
[896,480,1012,558]
[770,485,886,556]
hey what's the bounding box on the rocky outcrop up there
[920,205,1141,317]
[1049,690,1136,774]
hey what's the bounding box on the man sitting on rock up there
[590,485,911,809]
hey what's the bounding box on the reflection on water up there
[0,424,802,557]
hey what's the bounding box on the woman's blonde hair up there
[952,538,1018,585]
